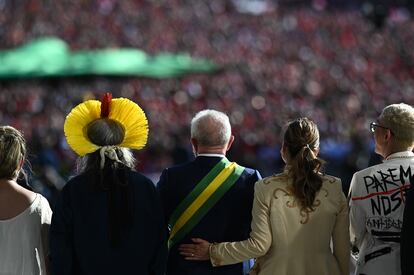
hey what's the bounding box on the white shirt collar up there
[196,153,226,158]
[385,151,414,161]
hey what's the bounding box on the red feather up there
[100,93,112,118]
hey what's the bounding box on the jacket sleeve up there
[149,181,169,275]
[238,169,264,239]
[49,185,74,275]
[401,184,414,275]
[156,168,170,226]
[348,172,366,250]
[332,181,350,275]
[209,180,272,266]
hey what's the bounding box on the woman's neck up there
[0,178,18,189]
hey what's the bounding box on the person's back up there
[178,117,349,275]
[159,157,260,274]
[251,173,348,275]
[349,103,414,275]
[401,171,414,275]
[157,109,261,275]
[350,157,414,274]
[50,94,167,275]
[0,190,51,275]
[51,169,165,275]
[0,181,36,221]
[0,126,52,275]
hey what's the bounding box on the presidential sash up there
[168,158,245,249]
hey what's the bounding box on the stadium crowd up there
[1,0,414,202]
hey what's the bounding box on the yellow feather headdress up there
[64,93,149,156]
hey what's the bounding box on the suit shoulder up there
[251,174,289,202]
[241,166,260,176]
[256,173,289,189]
[129,170,154,185]
[61,173,86,192]
[321,174,343,193]
[160,160,194,174]
[352,163,383,177]
[321,174,341,184]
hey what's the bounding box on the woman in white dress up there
[0,126,52,275]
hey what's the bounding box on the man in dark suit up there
[402,176,414,275]
[157,109,262,275]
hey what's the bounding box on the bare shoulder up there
[15,183,37,202]
[0,182,37,220]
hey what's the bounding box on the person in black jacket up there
[50,94,167,275]
[401,163,414,275]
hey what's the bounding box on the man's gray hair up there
[380,103,414,144]
[191,109,232,147]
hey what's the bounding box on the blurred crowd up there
[1,0,414,202]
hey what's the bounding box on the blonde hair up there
[0,126,26,180]
[380,103,414,147]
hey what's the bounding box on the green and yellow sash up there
[168,158,245,249]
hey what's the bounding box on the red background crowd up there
[1,0,414,204]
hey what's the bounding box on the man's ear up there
[226,135,235,151]
[384,129,393,142]
[191,138,198,153]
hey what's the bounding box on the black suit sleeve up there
[156,168,170,226]
[148,180,168,275]
[402,185,414,275]
[49,184,74,275]
[238,169,263,238]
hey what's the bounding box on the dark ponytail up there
[284,118,325,211]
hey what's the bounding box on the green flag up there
[0,37,218,78]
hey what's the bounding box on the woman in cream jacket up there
[179,117,350,275]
